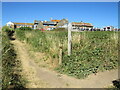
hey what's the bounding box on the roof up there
[72,22,93,26]
[43,21,57,25]
[51,20,61,22]
[13,22,34,25]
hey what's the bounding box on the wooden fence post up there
[59,43,62,65]
[68,23,72,56]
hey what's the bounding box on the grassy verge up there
[15,29,118,79]
[2,30,26,89]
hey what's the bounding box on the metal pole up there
[68,23,72,56]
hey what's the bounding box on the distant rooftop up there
[13,22,34,25]
[72,22,93,26]
[51,20,61,22]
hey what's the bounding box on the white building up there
[103,26,114,31]
[6,21,14,27]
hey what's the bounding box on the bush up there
[2,26,10,32]
[19,27,32,30]
[53,28,67,31]
[2,26,15,40]
[2,26,14,32]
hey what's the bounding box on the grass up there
[15,29,118,79]
[2,31,26,89]
[57,31,118,78]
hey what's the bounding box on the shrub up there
[19,27,32,30]
[2,26,10,32]
[2,26,14,32]
[2,26,15,40]
[53,28,67,31]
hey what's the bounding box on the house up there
[34,20,57,30]
[6,20,94,31]
[34,19,68,30]
[6,21,34,29]
[103,26,114,31]
[72,21,93,30]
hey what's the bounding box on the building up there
[34,20,57,30]
[72,21,93,30]
[34,19,68,30]
[6,20,94,31]
[103,26,114,31]
[6,21,34,29]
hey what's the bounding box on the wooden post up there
[68,23,72,56]
[59,43,62,65]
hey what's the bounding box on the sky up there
[2,0,120,2]
[2,2,118,28]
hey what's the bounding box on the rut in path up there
[11,39,118,88]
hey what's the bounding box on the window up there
[7,24,10,26]
[107,27,110,29]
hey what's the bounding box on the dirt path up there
[11,39,118,88]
